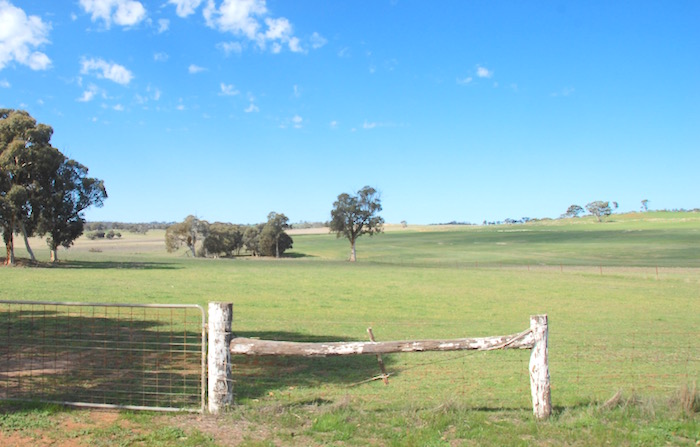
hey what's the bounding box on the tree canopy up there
[330,186,384,261]
[586,201,612,222]
[0,109,106,264]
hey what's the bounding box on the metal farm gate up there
[0,301,206,412]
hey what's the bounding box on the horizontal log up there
[230,329,534,357]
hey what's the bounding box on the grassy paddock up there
[1,212,698,445]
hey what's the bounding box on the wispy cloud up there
[168,0,202,18]
[0,1,52,71]
[157,18,169,33]
[80,57,133,85]
[217,41,243,56]
[154,52,169,62]
[79,0,147,28]
[310,32,327,49]
[456,76,473,85]
[188,64,205,74]
[329,120,338,129]
[219,82,239,96]
[244,102,259,113]
[0,79,10,88]
[113,103,124,111]
[476,65,493,78]
[292,114,303,128]
[551,87,575,97]
[187,0,322,54]
[77,83,100,102]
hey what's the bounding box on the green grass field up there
[1,211,698,446]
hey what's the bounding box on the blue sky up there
[1,0,698,225]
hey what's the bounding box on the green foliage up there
[0,109,106,264]
[203,222,244,257]
[586,200,613,222]
[330,185,384,261]
[258,212,293,258]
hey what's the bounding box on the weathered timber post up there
[529,314,551,420]
[208,302,233,414]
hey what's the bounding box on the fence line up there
[0,300,206,413]
[209,303,552,419]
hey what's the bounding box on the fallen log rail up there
[209,303,551,420]
[229,329,534,357]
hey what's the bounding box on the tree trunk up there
[4,231,15,266]
[349,238,357,262]
[50,248,58,263]
[230,330,534,356]
[275,236,280,258]
[19,221,36,262]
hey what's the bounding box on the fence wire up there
[231,317,698,411]
[0,301,205,412]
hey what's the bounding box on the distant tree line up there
[1,110,107,265]
[85,221,172,234]
[165,212,293,258]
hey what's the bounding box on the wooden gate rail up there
[207,303,551,419]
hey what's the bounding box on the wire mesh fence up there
[230,316,699,411]
[0,301,205,412]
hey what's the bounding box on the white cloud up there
[157,18,169,33]
[0,79,9,88]
[154,52,169,62]
[264,17,291,40]
[77,84,100,102]
[337,47,350,58]
[168,0,202,17]
[288,36,302,53]
[476,65,493,78]
[81,57,134,84]
[244,102,258,113]
[204,0,315,54]
[310,32,326,49]
[219,82,239,96]
[292,114,302,128]
[79,0,147,28]
[188,64,205,73]
[217,41,243,55]
[0,0,52,71]
[176,104,185,111]
[113,103,124,111]
[293,84,300,97]
[329,120,338,129]
[457,76,473,85]
[363,121,377,130]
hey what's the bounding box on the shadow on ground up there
[231,331,396,400]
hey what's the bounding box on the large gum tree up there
[330,186,384,262]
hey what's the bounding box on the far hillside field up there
[1,211,698,446]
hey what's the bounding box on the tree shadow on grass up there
[3,258,181,270]
[231,331,397,400]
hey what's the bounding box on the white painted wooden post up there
[208,302,233,414]
[529,314,552,420]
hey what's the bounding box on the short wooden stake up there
[367,328,389,385]
[529,314,552,420]
[208,302,233,414]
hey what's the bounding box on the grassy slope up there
[1,211,698,446]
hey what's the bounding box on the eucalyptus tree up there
[38,158,107,262]
[586,201,612,222]
[165,215,208,257]
[259,212,292,258]
[0,109,70,264]
[330,186,384,261]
